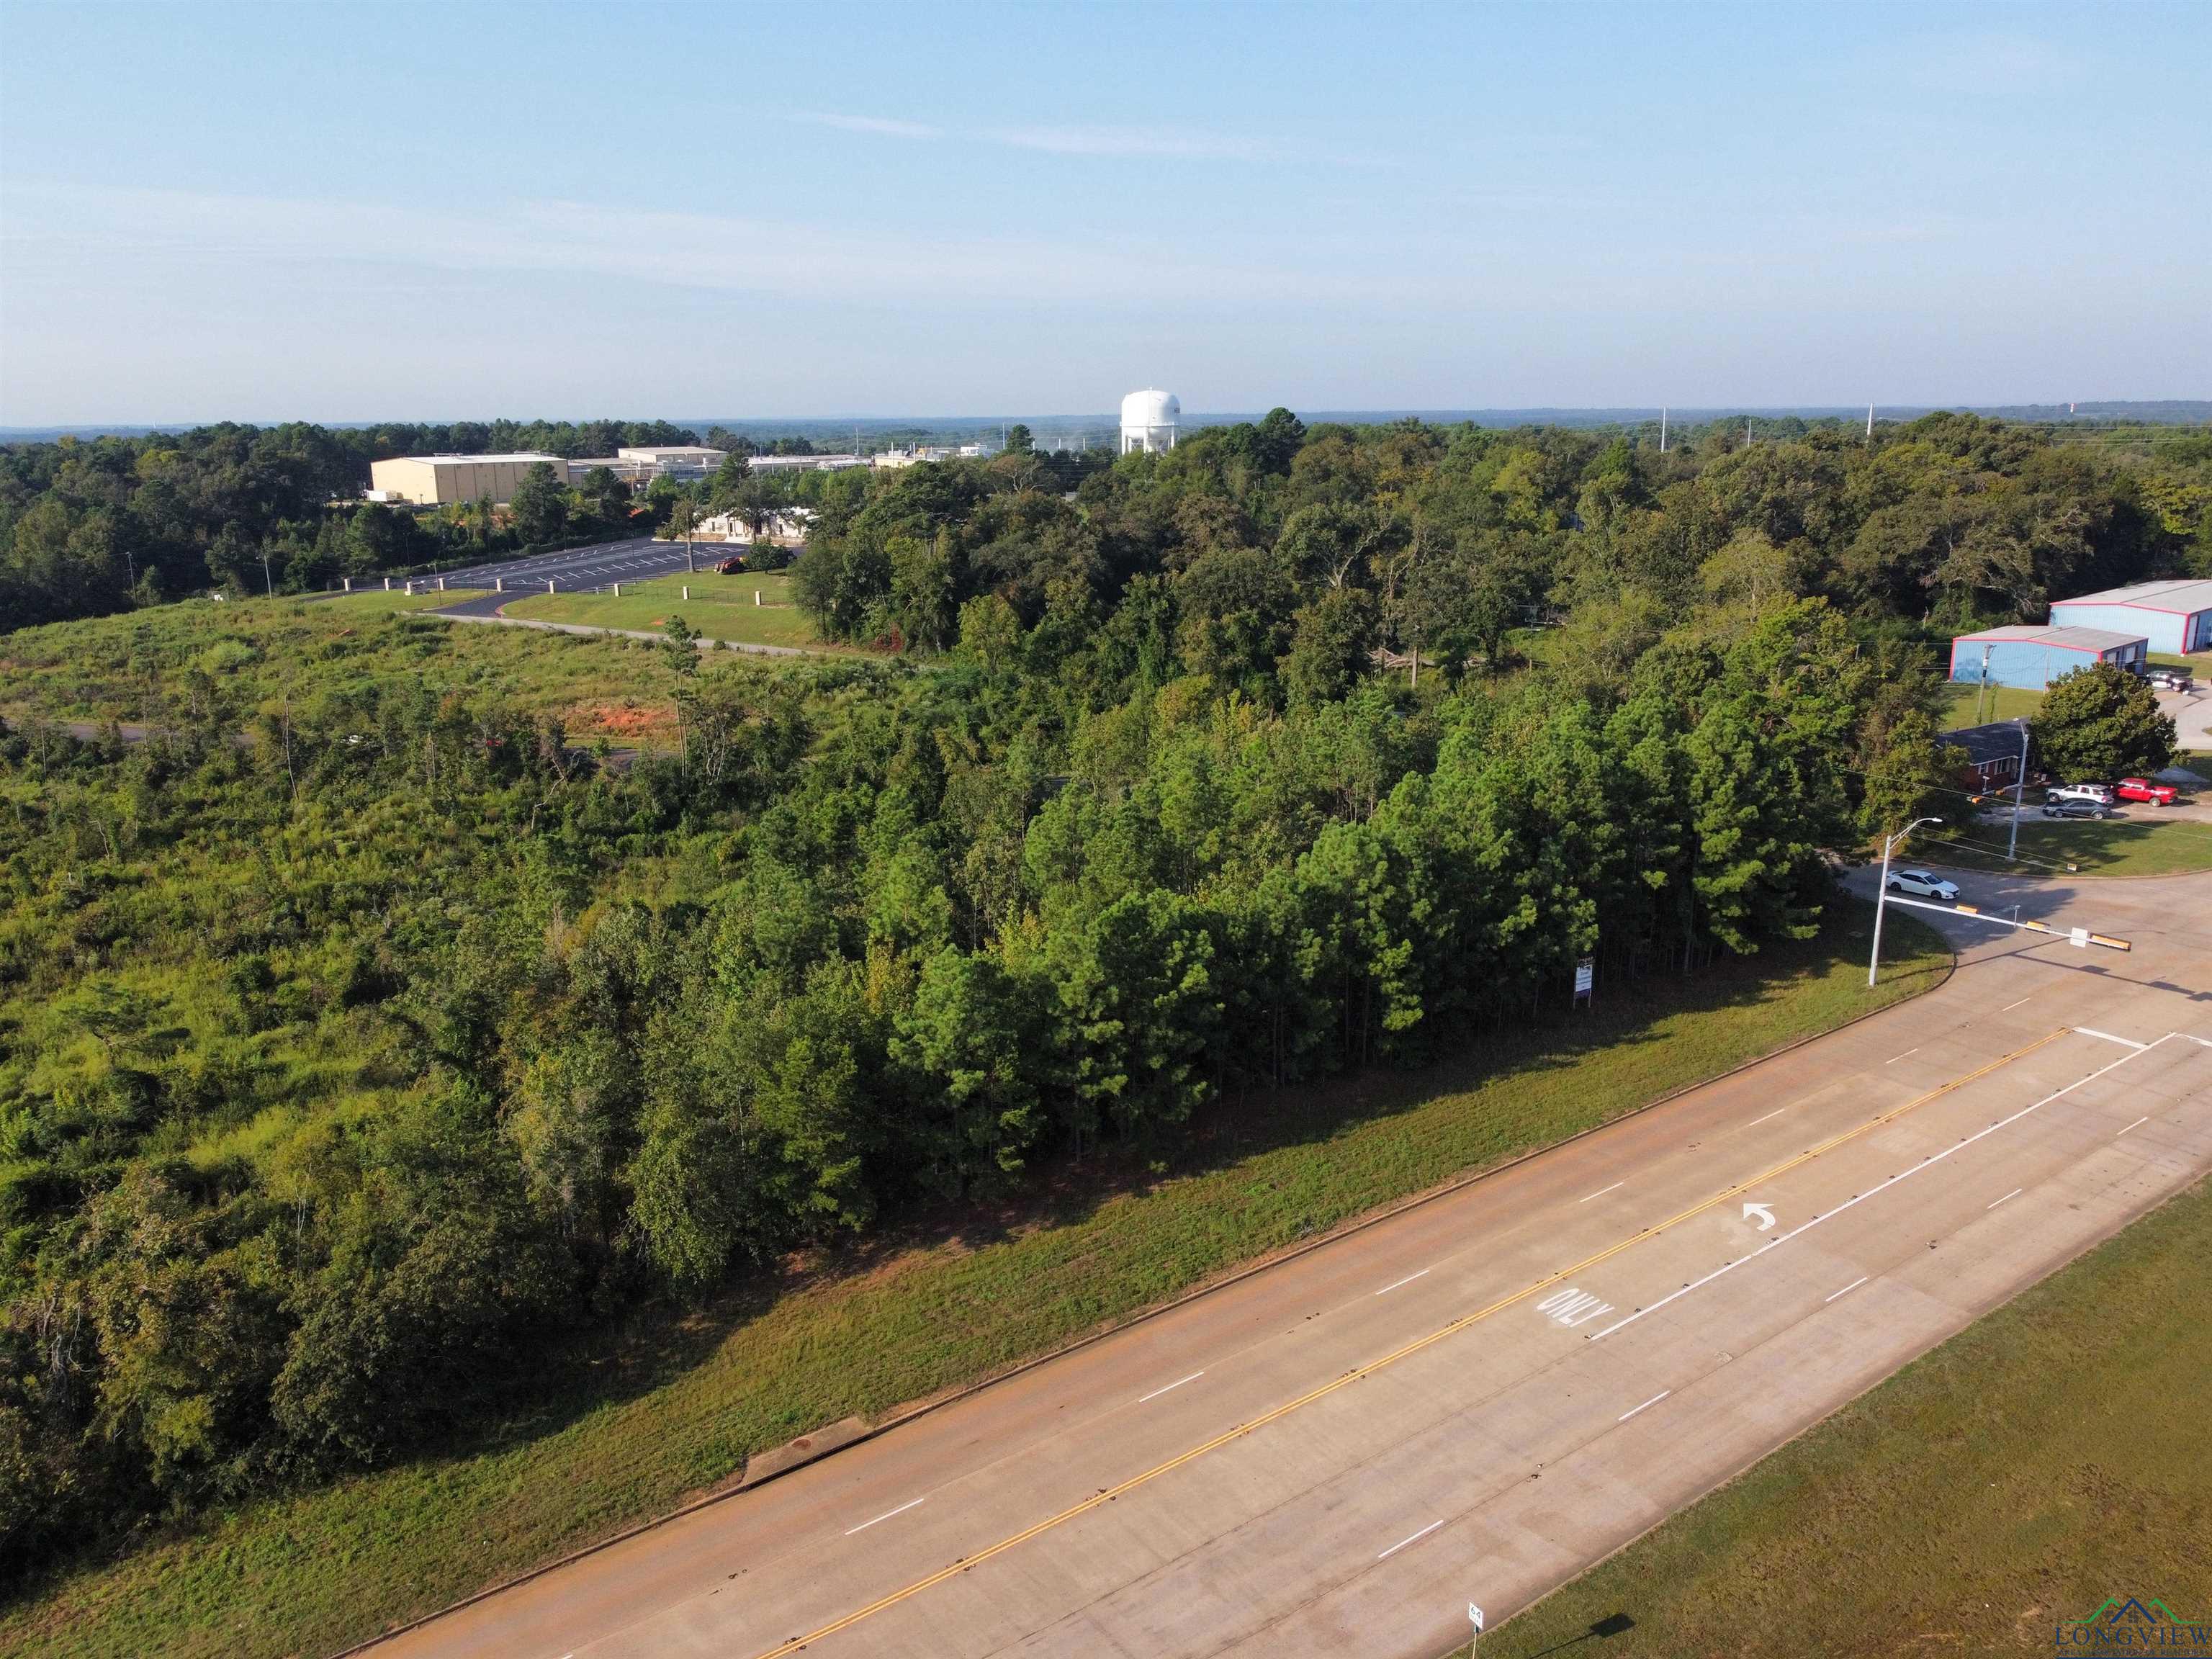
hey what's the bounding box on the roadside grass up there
[497,571,842,652]
[1929,817,2212,878]
[1467,1173,2212,1659]
[1938,682,2044,727]
[0,592,810,734]
[0,904,1949,1659]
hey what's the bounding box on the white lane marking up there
[1375,1269,1430,1296]
[2002,997,2033,1011]
[1136,1372,1204,1404]
[1617,1389,1671,1421]
[2116,1115,2150,1136]
[1588,1035,2170,1342]
[1986,1187,2023,1209]
[2076,1027,2148,1050]
[1744,1107,1788,1128]
[1376,1519,1444,1560]
[1886,1048,1919,1064]
[1824,1274,1869,1303]
[1577,1182,1625,1203]
[1536,1286,1616,1326]
[845,1497,925,1535]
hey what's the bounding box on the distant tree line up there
[0,420,701,629]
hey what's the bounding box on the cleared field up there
[498,571,839,652]
[1470,1173,2212,1658]
[0,906,1949,1659]
[1932,817,2212,878]
[1938,681,2044,727]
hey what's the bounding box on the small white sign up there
[1574,958,1594,996]
[1469,1602,1485,1631]
[2071,926,2090,949]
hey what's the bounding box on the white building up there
[1120,389,1180,454]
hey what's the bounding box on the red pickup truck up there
[2116,776,2178,806]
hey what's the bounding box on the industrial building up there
[367,453,567,506]
[1948,624,2147,689]
[1120,389,1179,454]
[2049,578,2212,655]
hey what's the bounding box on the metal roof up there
[1951,624,2146,653]
[1936,719,2031,766]
[2052,578,2212,615]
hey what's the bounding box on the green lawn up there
[1929,817,2212,878]
[1938,681,2044,727]
[498,571,841,652]
[1467,1173,2212,1659]
[0,904,1949,1659]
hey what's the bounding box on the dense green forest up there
[2,410,2209,1586]
[0,420,701,629]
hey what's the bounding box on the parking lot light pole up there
[1871,815,1943,989]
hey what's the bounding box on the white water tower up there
[1120,388,1180,454]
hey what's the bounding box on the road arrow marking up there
[1742,1202,1776,1231]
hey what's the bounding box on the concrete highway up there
[373,865,2212,1659]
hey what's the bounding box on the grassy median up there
[0,904,1948,1659]
[1472,1173,2212,1659]
[498,570,840,652]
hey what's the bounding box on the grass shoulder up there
[495,571,846,653]
[1469,1172,2212,1659]
[0,902,1948,1659]
[1930,817,2212,878]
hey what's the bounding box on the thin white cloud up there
[792,110,944,140]
[983,125,1285,162]
[1,180,1424,309]
[778,109,1296,163]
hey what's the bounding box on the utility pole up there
[261,549,274,597]
[1866,402,1875,440]
[1871,816,1943,987]
[1658,406,1667,453]
[2008,719,2031,863]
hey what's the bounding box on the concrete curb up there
[428,609,826,658]
[338,909,1955,1657]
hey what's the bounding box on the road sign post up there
[1573,958,1594,1007]
[1469,1601,1484,1651]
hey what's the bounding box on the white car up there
[1885,868,1961,901]
[2048,783,2115,806]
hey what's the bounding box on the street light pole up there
[1870,815,1944,989]
[2008,719,2031,863]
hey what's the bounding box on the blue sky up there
[2,1,2206,423]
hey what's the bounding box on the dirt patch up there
[568,701,672,739]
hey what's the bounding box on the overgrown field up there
[1473,1173,2212,1659]
[0,590,838,740]
[0,904,1948,1659]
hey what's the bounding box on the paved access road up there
[414,537,709,616]
[374,867,2212,1659]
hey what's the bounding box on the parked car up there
[2116,777,2178,806]
[1886,868,1961,901]
[2042,797,2110,819]
[2048,783,2116,806]
[714,554,747,575]
[2146,668,2195,693]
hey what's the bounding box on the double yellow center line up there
[751,1027,2069,1657]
